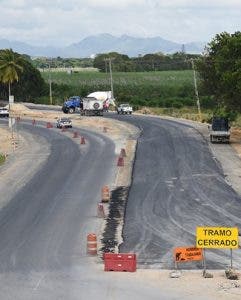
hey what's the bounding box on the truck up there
[0,107,9,117]
[117,103,133,114]
[209,117,230,143]
[80,97,104,116]
[62,96,82,114]
[62,91,115,114]
[87,91,115,111]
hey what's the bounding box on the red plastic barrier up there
[104,253,136,272]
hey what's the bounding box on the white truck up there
[0,107,9,117]
[117,103,133,114]
[87,91,116,111]
[80,97,104,116]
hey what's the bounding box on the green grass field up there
[42,69,194,88]
[41,69,197,108]
[39,70,241,126]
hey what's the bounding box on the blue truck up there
[62,96,83,114]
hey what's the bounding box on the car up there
[117,103,133,114]
[0,107,9,118]
[56,117,72,128]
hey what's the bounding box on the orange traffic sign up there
[174,247,203,262]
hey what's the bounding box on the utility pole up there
[105,58,114,98]
[191,59,202,121]
[48,61,53,105]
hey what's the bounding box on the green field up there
[41,70,199,108]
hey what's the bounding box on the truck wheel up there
[68,107,75,114]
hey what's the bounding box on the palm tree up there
[0,49,24,97]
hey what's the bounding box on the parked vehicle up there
[117,103,133,114]
[209,117,230,143]
[0,107,9,117]
[56,117,72,128]
[62,96,82,114]
[80,97,104,116]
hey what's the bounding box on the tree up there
[0,49,24,97]
[196,31,241,113]
[11,59,48,102]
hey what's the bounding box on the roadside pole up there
[8,95,15,139]
[191,59,202,122]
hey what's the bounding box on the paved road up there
[0,120,120,299]
[108,114,241,269]
[1,111,241,299]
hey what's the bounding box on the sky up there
[0,0,241,47]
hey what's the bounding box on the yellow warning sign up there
[196,227,239,249]
[174,247,203,262]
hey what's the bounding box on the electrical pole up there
[191,59,202,121]
[48,62,53,105]
[105,58,114,98]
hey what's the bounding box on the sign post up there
[174,246,203,269]
[196,227,239,269]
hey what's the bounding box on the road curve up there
[107,114,241,269]
[0,121,117,298]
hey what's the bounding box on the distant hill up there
[0,34,206,58]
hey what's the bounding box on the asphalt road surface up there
[1,112,241,299]
[108,114,241,269]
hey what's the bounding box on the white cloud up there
[0,0,240,46]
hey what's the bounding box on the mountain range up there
[0,34,206,58]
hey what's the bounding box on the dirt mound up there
[9,103,45,118]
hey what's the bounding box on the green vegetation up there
[32,57,93,69]
[40,69,202,108]
[196,31,241,117]
[93,52,199,72]
[0,49,24,96]
[0,154,6,165]
[0,50,48,102]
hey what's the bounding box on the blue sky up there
[0,0,241,46]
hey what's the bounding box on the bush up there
[0,154,6,165]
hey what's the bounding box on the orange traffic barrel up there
[120,148,127,157]
[117,156,124,166]
[80,136,86,144]
[97,203,105,218]
[73,131,78,138]
[87,233,97,255]
[101,186,110,203]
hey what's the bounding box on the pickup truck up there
[209,117,230,143]
[0,107,9,117]
[117,103,133,114]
